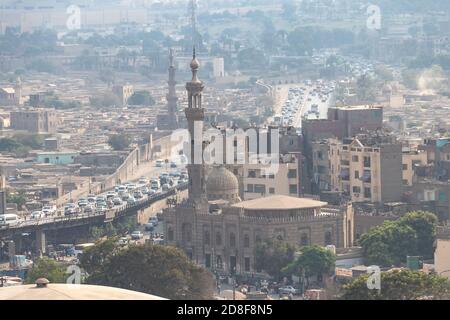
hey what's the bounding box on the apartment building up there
[329,134,403,203]
[402,149,428,186]
[239,153,303,200]
[10,109,58,133]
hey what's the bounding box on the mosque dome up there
[206,166,240,203]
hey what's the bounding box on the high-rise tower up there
[166,49,179,129]
[185,48,207,206]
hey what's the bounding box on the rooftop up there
[231,195,327,211]
[0,283,166,300]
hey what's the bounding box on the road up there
[272,80,335,129]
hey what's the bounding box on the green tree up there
[398,211,437,259]
[283,246,336,283]
[341,269,450,300]
[80,238,120,275]
[6,189,27,210]
[90,92,122,108]
[127,91,156,106]
[360,211,438,267]
[254,238,296,279]
[356,74,377,102]
[108,134,132,151]
[25,258,67,284]
[84,242,214,300]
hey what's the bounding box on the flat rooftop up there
[232,195,327,211]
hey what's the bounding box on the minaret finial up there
[193,46,196,59]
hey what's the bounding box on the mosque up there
[163,51,354,275]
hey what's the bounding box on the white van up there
[0,214,21,227]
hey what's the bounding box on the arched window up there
[300,233,309,246]
[168,227,174,241]
[325,231,332,245]
[204,230,210,246]
[216,255,223,269]
[244,234,250,248]
[182,223,192,243]
[216,232,222,246]
[230,232,236,247]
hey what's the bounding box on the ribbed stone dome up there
[206,166,240,203]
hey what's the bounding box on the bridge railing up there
[1,182,189,232]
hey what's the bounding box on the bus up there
[0,214,21,227]
[74,243,95,257]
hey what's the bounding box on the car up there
[127,197,137,205]
[117,185,127,194]
[78,199,88,208]
[96,201,107,208]
[131,231,144,240]
[106,192,116,200]
[30,211,45,220]
[87,196,96,203]
[156,160,163,167]
[144,222,154,231]
[140,186,149,194]
[64,203,77,215]
[112,197,123,206]
[162,184,170,192]
[95,206,107,213]
[133,191,144,199]
[139,177,149,185]
[126,183,137,191]
[146,189,157,196]
[84,205,94,214]
[170,162,177,168]
[149,216,158,226]
[278,286,298,295]
[118,237,129,246]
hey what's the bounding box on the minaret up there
[0,172,6,215]
[185,48,206,206]
[14,76,22,106]
[167,49,179,130]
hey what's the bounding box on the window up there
[254,184,266,194]
[354,170,360,179]
[248,170,256,178]
[300,233,309,246]
[289,184,298,194]
[247,184,254,193]
[168,227,174,241]
[229,232,236,247]
[403,163,408,170]
[230,256,237,274]
[364,187,372,198]
[353,186,361,193]
[216,232,222,246]
[352,155,359,162]
[325,231,332,245]
[244,257,251,272]
[288,169,297,179]
[216,255,223,269]
[268,174,275,179]
[204,230,210,246]
[364,156,371,168]
[244,234,250,248]
[362,170,371,183]
[269,187,275,194]
[205,254,211,268]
